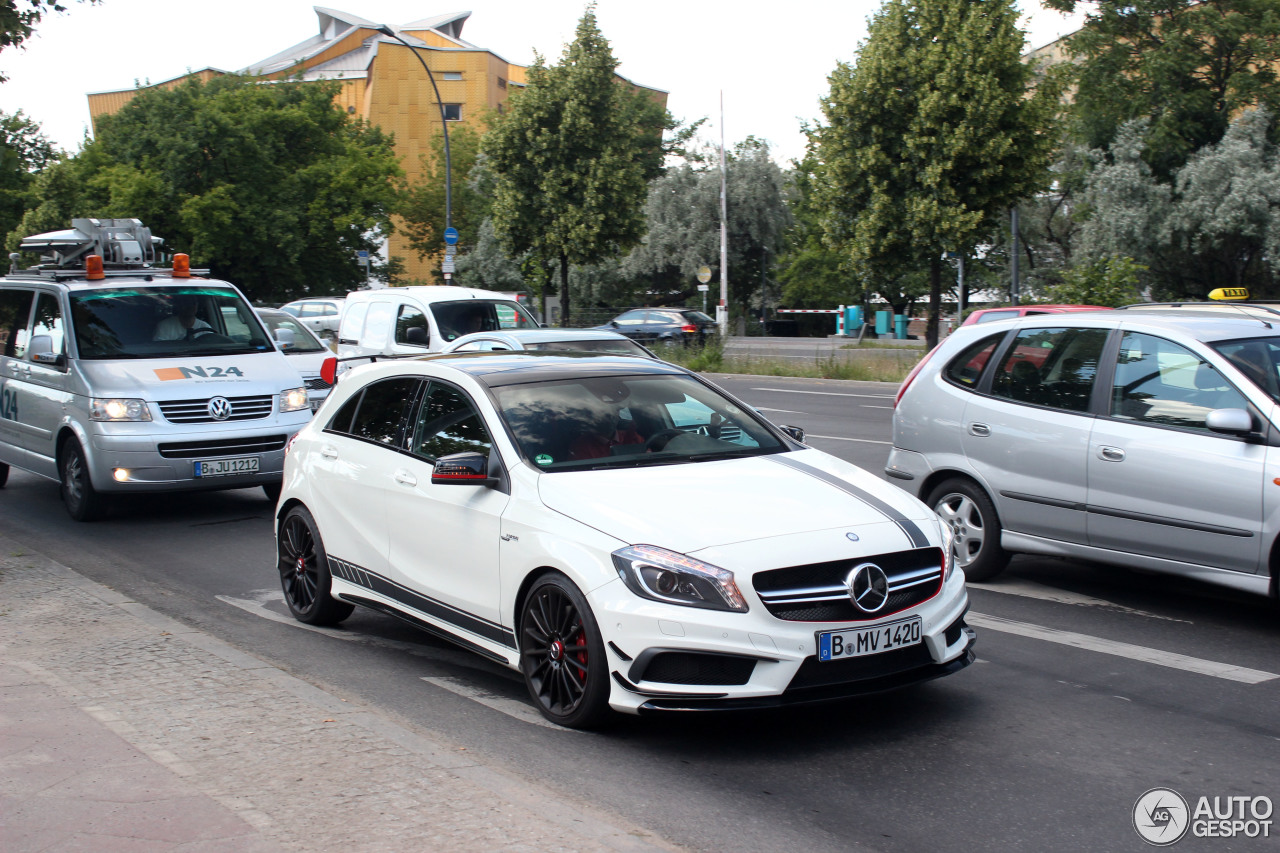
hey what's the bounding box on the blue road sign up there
[443,227,460,246]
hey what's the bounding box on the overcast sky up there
[0,1,1084,165]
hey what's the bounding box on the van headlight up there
[611,545,748,612]
[90,398,152,422]
[279,387,309,413]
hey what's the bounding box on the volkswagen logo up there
[207,396,232,421]
[847,562,890,613]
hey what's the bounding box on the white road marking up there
[751,387,895,400]
[968,612,1278,684]
[751,406,806,414]
[967,578,1192,623]
[423,676,574,731]
[805,434,893,445]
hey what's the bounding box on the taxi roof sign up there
[1209,287,1250,301]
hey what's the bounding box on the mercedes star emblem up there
[847,562,890,613]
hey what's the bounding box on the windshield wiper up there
[585,455,685,471]
[687,448,774,462]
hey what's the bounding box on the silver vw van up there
[0,219,312,520]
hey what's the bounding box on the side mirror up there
[432,451,497,486]
[1206,407,1254,436]
[273,328,296,349]
[609,320,620,328]
[29,334,63,367]
[779,424,806,443]
[405,326,429,346]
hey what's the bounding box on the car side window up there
[411,382,492,461]
[976,310,1017,324]
[327,377,421,446]
[990,327,1107,412]
[944,334,1004,388]
[395,305,430,347]
[0,288,34,358]
[613,310,648,327]
[1111,332,1249,432]
[28,292,66,362]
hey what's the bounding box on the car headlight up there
[90,398,152,422]
[611,545,748,613]
[939,519,957,582]
[279,386,309,413]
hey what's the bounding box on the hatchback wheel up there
[519,574,610,728]
[277,506,354,626]
[927,478,1009,582]
[60,440,105,522]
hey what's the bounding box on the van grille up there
[157,436,288,459]
[158,395,274,423]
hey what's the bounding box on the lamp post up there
[376,25,452,273]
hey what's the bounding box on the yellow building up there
[87,7,667,283]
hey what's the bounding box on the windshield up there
[257,311,327,354]
[70,286,273,360]
[1211,337,1280,402]
[432,299,540,343]
[524,338,651,357]
[491,373,786,471]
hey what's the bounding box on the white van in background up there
[336,286,542,358]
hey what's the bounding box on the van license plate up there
[194,456,260,478]
[818,617,922,661]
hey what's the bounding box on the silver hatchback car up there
[888,304,1280,599]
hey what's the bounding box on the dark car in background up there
[599,308,715,347]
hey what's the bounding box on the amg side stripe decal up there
[328,557,517,649]
[770,455,930,548]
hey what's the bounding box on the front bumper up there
[593,567,973,715]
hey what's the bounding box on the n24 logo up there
[0,386,17,421]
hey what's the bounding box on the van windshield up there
[70,286,274,360]
[433,299,540,343]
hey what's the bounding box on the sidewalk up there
[0,538,680,852]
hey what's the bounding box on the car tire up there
[927,478,1009,582]
[519,573,610,729]
[263,482,282,503]
[60,439,105,522]
[0,461,8,488]
[277,505,355,626]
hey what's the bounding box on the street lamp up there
[376,25,452,269]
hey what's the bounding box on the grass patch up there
[660,340,921,382]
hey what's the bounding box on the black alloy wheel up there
[60,439,105,522]
[519,574,610,728]
[277,506,354,626]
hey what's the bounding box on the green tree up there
[453,218,525,291]
[810,0,1060,348]
[484,6,671,324]
[1045,0,1280,180]
[1043,254,1146,305]
[0,110,55,241]
[16,75,402,303]
[625,139,792,314]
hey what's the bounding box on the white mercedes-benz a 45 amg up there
[275,352,975,727]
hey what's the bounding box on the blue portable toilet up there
[844,306,863,336]
[875,310,892,335]
[895,315,909,339]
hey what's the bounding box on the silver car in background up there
[887,304,1280,599]
[441,328,657,358]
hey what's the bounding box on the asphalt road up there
[1,373,1277,852]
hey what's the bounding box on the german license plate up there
[818,617,922,661]
[193,456,260,478]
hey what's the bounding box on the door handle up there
[320,445,338,459]
[394,469,417,487]
[969,423,991,437]
[1097,446,1125,462]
